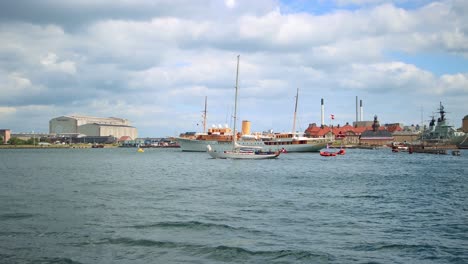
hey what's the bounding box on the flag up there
[330,114,335,120]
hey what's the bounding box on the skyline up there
[0,0,467,137]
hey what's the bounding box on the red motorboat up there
[336,148,346,155]
[320,144,345,157]
[320,151,337,157]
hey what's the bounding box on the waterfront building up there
[304,123,367,145]
[353,121,374,128]
[463,115,468,133]
[384,123,403,133]
[306,116,395,146]
[11,132,50,141]
[304,123,334,140]
[392,131,421,144]
[360,115,393,146]
[332,123,367,145]
[49,115,137,139]
[0,129,10,144]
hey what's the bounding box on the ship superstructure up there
[422,102,466,146]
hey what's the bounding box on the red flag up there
[330,114,335,120]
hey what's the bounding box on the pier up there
[410,144,461,155]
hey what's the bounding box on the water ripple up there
[99,237,331,263]
[0,213,36,220]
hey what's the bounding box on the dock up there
[410,144,461,155]
[411,148,448,155]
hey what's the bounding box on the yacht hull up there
[207,149,280,159]
[176,137,328,153]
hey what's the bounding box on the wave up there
[0,213,36,220]
[100,237,331,262]
[352,242,435,253]
[101,237,179,248]
[342,195,385,199]
[3,256,84,264]
[34,257,84,264]
[197,245,331,262]
[0,231,28,237]
[129,220,263,234]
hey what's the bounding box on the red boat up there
[336,148,346,155]
[320,144,345,157]
[320,151,337,157]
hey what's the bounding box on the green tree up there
[8,137,24,145]
[0,136,3,144]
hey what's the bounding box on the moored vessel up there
[206,55,280,159]
[176,88,328,153]
[422,102,465,146]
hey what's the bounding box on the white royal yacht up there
[176,64,328,153]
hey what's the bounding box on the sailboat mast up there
[203,96,207,133]
[292,88,298,138]
[233,55,240,149]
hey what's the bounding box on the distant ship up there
[422,102,466,146]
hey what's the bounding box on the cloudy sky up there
[0,0,467,137]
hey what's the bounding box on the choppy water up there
[0,148,467,264]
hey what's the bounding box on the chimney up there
[360,100,363,121]
[321,98,325,127]
[356,96,359,124]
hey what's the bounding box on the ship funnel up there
[242,120,251,135]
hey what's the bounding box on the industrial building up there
[49,115,137,139]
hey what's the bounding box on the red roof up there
[305,123,393,137]
[118,136,132,141]
[386,124,403,133]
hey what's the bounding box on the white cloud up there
[0,72,45,97]
[0,0,467,135]
[40,52,77,74]
[0,106,16,117]
[335,62,433,92]
[438,73,468,95]
[225,0,236,9]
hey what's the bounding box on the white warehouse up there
[49,115,138,139]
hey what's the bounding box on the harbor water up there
[0,148,467,263]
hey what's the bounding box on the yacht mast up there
[203,96,207,133]
[232,55,240,150]
[292,88,299,138]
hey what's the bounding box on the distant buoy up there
[138,148,144,153]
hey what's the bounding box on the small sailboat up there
[207,55,280,160]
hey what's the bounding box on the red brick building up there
[304,116,396,146]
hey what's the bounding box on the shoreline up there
[0,144,118,149]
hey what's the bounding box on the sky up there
[0,0,467,137]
